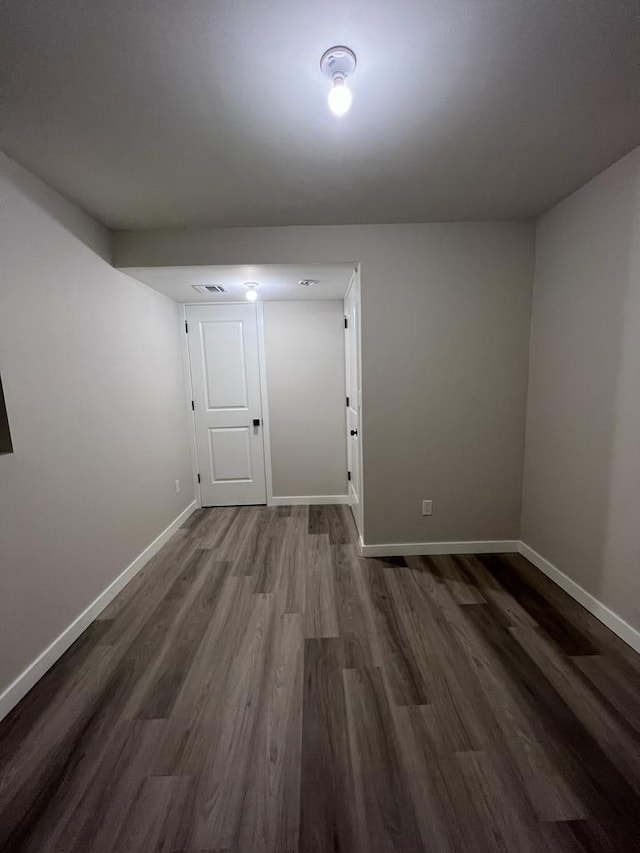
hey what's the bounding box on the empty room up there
[0,1,639,851]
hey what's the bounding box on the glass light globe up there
[246,288,258,302]
[328,79,352,116]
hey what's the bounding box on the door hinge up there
[197,473,201,484]
[185,320,189,333]
[347,471,352,481]
[191,400,195,411]
[344,317,348,329]
[346,396,350,407]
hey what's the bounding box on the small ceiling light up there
[244,282,259,302]
[298,279,319,287]
[320,46,356,116]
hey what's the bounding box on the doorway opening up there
[128,263,363,535]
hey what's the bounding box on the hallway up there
[1,504,639,852]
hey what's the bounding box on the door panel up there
[344,271,362,534]
[187,304,266,506]
[202,321,248,410]
[208,427,253,482]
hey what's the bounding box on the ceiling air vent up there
[192,284,229,294]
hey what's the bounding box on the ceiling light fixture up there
[244,282,259,302]
[320,46,356,116]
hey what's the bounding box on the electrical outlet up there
[174,479,181,494]
[422,499,432,516]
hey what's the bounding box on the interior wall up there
[115,221,534,546]
[0,151,194,697]
[522,146,640,633]
[263,301,347,498]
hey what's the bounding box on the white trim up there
[359,539,519,557]
[256,302,274,506]
[270,495,350,506]
[343,268,358,305]
[0,501,197,723]
[519,542,640,654]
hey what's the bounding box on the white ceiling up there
[125,264,355,302]
[0,1,638,229]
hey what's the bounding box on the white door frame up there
[255,302,274,504]
[180,308,202,507]
[182,302,274,506]
[183,282,361,511]
[344,265,364,536]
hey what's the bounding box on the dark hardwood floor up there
[1,504,640,852]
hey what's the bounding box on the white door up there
[187,304,267,506]
[344,270,362,533]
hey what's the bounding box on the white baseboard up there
[518,542,640,655]
[359,539,519,557]
[270,495,350,506]
[358,535,640,654]
[4,514,637,723]
[0,500,197,723]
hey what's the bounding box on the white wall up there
[0,151,194,699]
[522,146,640,634]
[263,301,347,498]
[115,221,534,546]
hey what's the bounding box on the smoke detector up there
[192,284,228,294]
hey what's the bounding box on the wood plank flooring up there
[1,505,640,852]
